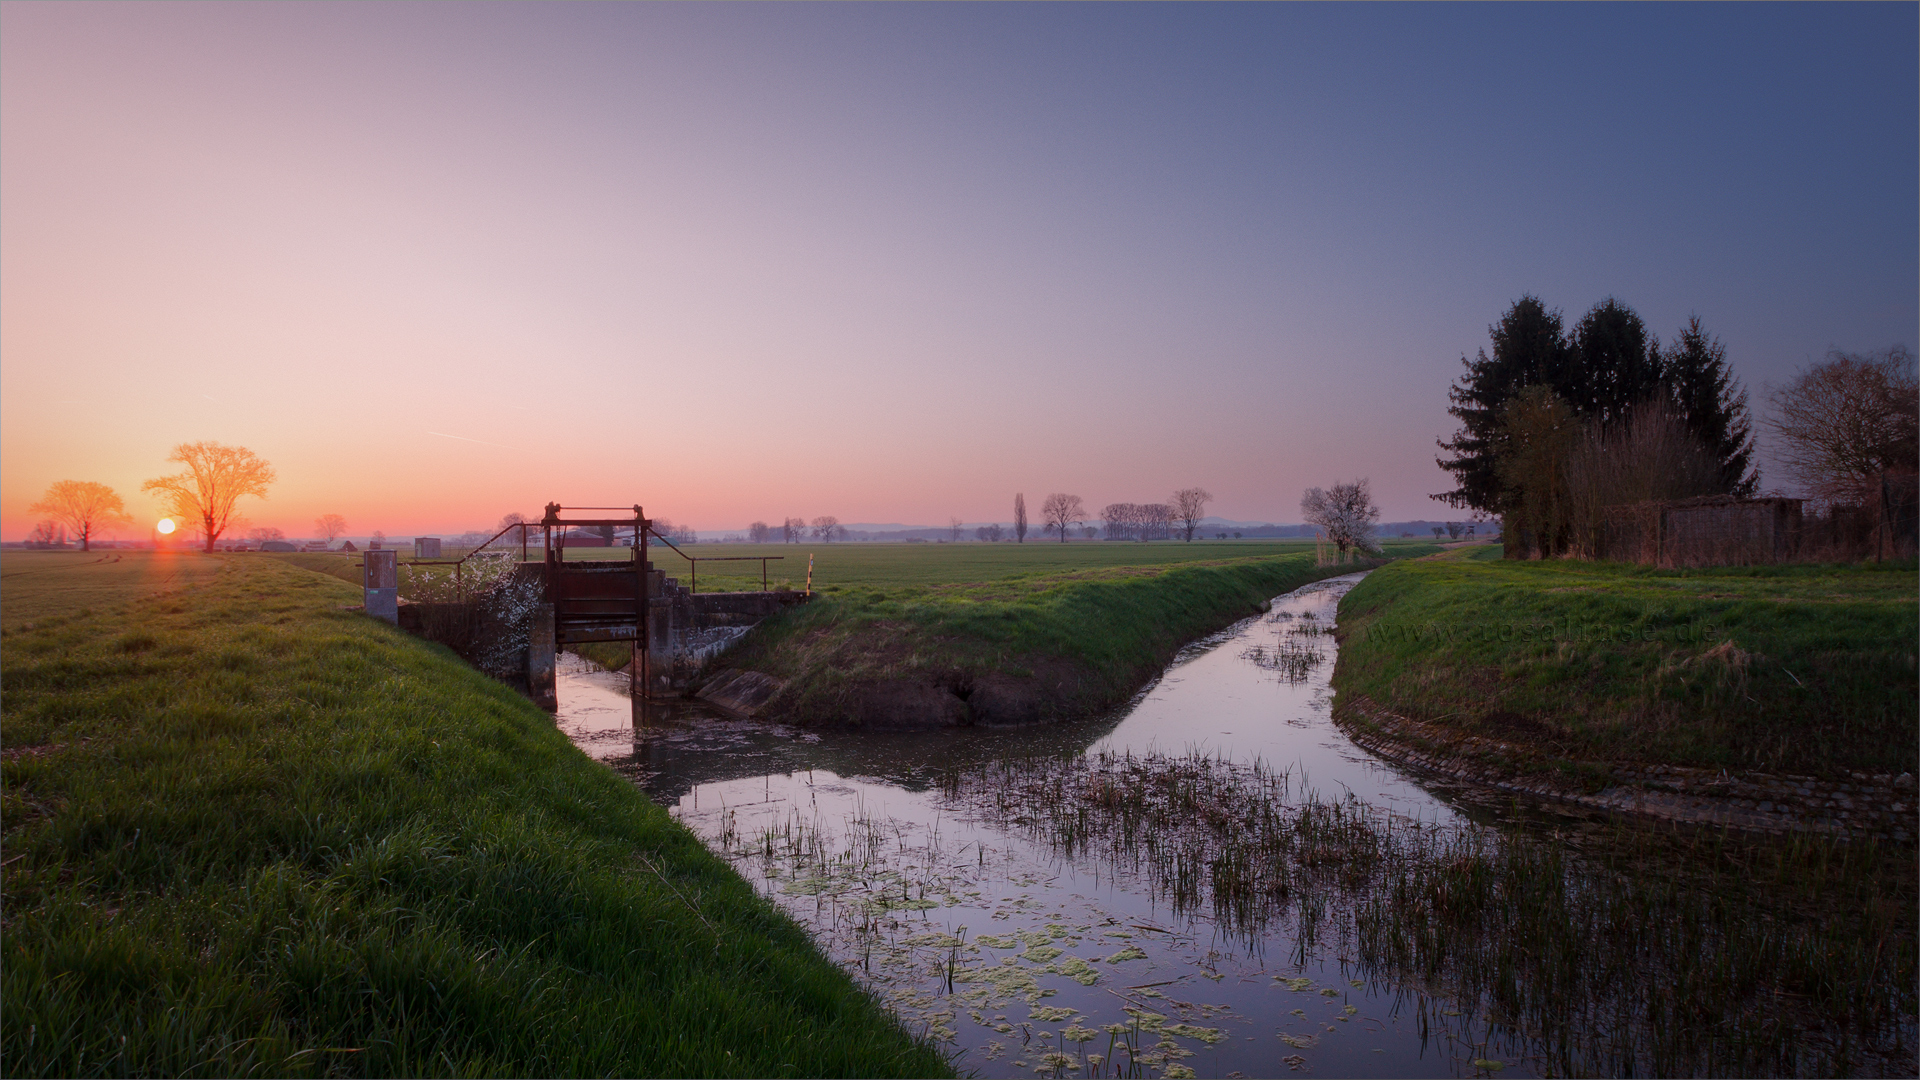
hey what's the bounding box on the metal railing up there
[642,529,784,592]
[388,521,536,600]
[359,511,788,597]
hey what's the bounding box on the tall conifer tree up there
[1662,316,1759,496]
[1435,295,1570,512]
[1569,297,1661,428]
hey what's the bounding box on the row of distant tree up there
[1435,294,1916,558]
[739,518,844,543]
[726,489,1222,545]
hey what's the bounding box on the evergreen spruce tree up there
[1663,316,1759,496]
[1568,297,1662,428]
[1435,295,1570,512]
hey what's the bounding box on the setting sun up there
[155,518,175,535]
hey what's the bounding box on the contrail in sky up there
[426,430,521,451]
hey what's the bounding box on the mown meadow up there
[0,550,949,1077]
[278,537,1418,594]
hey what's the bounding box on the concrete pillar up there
[631,638,648,724]
[364,550,398,624]
[528,602,557,711]
[648,600,673,692]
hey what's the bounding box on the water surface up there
[556,573,1538,1077]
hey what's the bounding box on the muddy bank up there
[700,652,1106,728]
[1335,695,1918,843]
[692,555,1378,729]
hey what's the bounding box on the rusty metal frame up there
[372,505,789,708]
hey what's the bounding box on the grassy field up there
[275,538,1449,593]
[0,551,948,1077]
[0,551,230,626]
[272,542,1443,696]
[1333,550,1920,777]
[713,548,1416,726]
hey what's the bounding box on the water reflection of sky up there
[555,573,1539,1078]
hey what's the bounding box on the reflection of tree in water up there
[939,750,1918,1078]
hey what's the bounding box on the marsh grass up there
[1333,556,1920,775]
[0,552,948,1077]
[941,750,1918,1077]
[1238,638,1324,683]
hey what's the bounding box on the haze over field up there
[3,3,1914,538]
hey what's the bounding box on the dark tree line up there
[1436,296,1759,524]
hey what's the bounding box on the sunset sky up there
[3,3,1914,539]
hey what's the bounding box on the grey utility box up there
[364,549,398,623]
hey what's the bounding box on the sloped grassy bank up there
[1331,551,1920,782]
[705,553,1376,728]
[0,554,948,1077]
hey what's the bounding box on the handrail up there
[645,527,783,592]
[369,512,790,598]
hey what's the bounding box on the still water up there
[555,574,1537,1078]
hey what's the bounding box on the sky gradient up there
[4,2,1915,539]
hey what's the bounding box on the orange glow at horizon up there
[3,5,1908,541]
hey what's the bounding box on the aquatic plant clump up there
[1238,638,1324,683]
[939,750,1918,1078]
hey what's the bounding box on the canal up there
[553,572,1915,1078]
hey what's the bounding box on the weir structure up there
[533,504,655,711]
[380,503,807,717]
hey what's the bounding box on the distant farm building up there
[414,537,442,558]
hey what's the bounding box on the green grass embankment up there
[711,551,1399,727]
[1332,551,1919,778]
[0,552,948,1077]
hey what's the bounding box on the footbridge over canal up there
[374,503,808,714]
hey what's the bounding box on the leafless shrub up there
[1767,346,1917,508]
[399,554,541,679]
[1563,399,1725,558]
[1300,479,1381,560]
